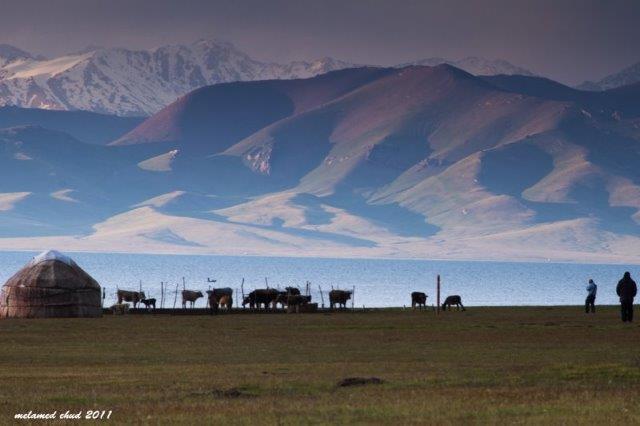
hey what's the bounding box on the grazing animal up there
[207,288,234,313]
[284,287,301,296]
[242,289,279,309]
[276,293,311,310]
[117,290,146,308]
[411,292,428,309]
[140,298,156,310]
[181,290,204,308]
[275,287,303,309]
[442,295,465,311]
[329,290,352,309]
[110,303,130,315]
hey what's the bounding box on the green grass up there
[1,307,640,424]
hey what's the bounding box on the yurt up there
[0,250,102,318]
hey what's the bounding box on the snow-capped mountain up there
[0,40,355,116]
[577,61,640,91]
[0,40,539,117]
[402,56,535,77]
[0,44,33,67]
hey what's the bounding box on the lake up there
[0,251,637,307]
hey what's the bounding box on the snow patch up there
[138,149,179,172]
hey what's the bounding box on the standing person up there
[585,279,597,313]
[616,272,637,323]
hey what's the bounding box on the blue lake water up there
[0,251,637,308]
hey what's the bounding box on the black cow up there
[242,289,279,309]
[275,293,311,309]
[140,298,156,310]
[275,287,303,309]
[411,292,427,309]
[329,290,352,309]
[441,295,465,311]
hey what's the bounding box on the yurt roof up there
[30,250,76,267]
[3,249,100,290]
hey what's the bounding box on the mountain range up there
[0,40,354,116]
[0,39,546,117]
[577,61,640,91]
[0,65,639,263]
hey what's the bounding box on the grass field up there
[1,307,640,424]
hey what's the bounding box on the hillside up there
[0,65,639,262]
[0,106,142,144]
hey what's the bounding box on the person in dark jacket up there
[616,272,637,322]
[585,279,597,313]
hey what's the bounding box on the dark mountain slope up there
[0,106,143,144]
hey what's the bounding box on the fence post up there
[318,285,325,308]
[173,283,178,309]
[351,286,355,310]
[436,274,441,315]
[241,278,245,309]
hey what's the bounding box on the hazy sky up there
[0,0,638,85]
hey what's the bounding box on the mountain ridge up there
[1,65,639,262]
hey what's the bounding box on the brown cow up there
[117,290,145,308]
[208,288,234,314]
[329,290,352,309]
[182,290,203,308]
[411,292,427,309]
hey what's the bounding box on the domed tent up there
[0,250,102,318]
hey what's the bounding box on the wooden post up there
[265,277,269,288]
[318,285,325,308]
[173,283,178,309]
[160,282,164,309]
[436,274,441,314]
[241,278,245,309]
[351,286,355,310]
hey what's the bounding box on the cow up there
[411,292,428,309]
[329,290,352,309]
[207,288,234,313]
[140,298,156,310]
[275,293,311,310]
[284,287,301,296]
[275,287,303,309]
[441,295,465,311]
[110,303,130,315]
[242,289,279,309]
[117,290,145,308]
[182,290,204,308]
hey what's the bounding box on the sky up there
[0,0,638,85]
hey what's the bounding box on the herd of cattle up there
[112,288,465,314]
